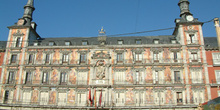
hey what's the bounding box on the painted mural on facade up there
[126,68,133,84]
[67,89,75,104]
[49,90,57,104]
[69,68,77,84]
[145,67,153,83]
[31,89,39,103]
[33,68,41,84]
[36,50,43,64]
[164,67,172,83]
[53,50,60,64]
[51,69,58,84]
[146,87,154,103]
[125,89,134,105]
[165,88,173,104]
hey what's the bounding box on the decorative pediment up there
[151,66,165,71]
[113,68,127,72]
[60,50,72,54]
[188,49,199,53]
[92,50,111,59]
[132,48,144,54]
[170,67,184,70]
[132,67,145,72]
[24,68,36,71]
[43,50,54,54]
[169,48,181,52]
[114,49,127,53]
[150,48,163,53]
[13,30,24,36]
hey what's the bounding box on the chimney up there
[214,18,220,51]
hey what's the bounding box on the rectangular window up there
[192,71,202,84]
[60,72,67,84]
[153,53,159,62]
[65,41,70,46]
[215,71,220,84]
[49,42,54,46]
[118,40,123,45]
[42,72,49,84]
[174,71,181,83]
[25,72,32,84]
[154,40,159,44]
[11,55,17,63]
[45,54,50,63]
[155,71,159,83]
[171,40,176,44]
[176,92,183,104]
[117,53,123,63]
[212,53,220,66]
[174,52,178,62]
[33,42,38,46]
[4,90,9,104]
[136,39,141,44]
[135,53,142,62]
[80,54,86,63]
[28,54,33,63]
[82,41,88,45]
[189,34,195,43]
[136,71,140,84]
[191,53,198,62]
[62,54,69,63]
[16,37,22,47]
[8,72,15,84]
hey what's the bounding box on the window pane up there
[16,37,21,47]
[11,55,17,63]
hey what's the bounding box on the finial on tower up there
[98,27,107,45]
[178,0,192,18]
[19,0,35,25]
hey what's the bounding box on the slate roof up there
[204,37,219,49]
[31,35,177,46]
[0,41,7,50]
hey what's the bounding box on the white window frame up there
[135,53,142,62]
[215,70,220,84]
[212,53,220,66]
[118,40,123,45]
[65,41,70,46]
[191,70,202,84]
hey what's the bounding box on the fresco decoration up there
[33,68,41,84]
[36,50,43,64]
[126,49,133,63]
[49,91,57,104]
[70,50,77,64]
[164,67,172,83]
[163,48,170,62]
[67,89,75,104]
[126,69,133,84]
[95,60,106,79]
[53,50,60,64]
[31,90,39,103]
[165,88,173,104]
[69,68,77,84]
[146,87,154,103]
[125,89,135,105]
[51,69,58,84]
[145,67,153,83]
[190,88,194,103]
[12,89,17,103]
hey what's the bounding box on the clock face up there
[186,15,194,21]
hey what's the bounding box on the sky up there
[0,0,219,41]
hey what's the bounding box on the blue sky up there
[0,0,219,41]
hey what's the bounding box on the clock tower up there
[178,0,194,22]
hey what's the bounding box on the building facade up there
[0,0,218,110]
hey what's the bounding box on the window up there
[60,72,67,84]
[174,52,178,62]
[28,54,33,63]
[192,71,202,84]
[49,42,54,46]
[65,41,70,46]
[212,53,220,66]
[62,54,69,63]
[118,40,123,45]
[82,41,88,45]
[215,70,220,84]
[16,37,22,47]
[11,55,17,63]
[176,92,183,104]
[117,53,123,63]
[4,90,9,104]
[189,34,195,43]
[45,54,50,63]
[7,72,15,84]
[174,71,181,83]
[191,53,198,62]
[42,72,49,84]
[171,40,176,44]
[155,71,159,83]
[135,53,142,62]
[25,72,32,84]
[154,39,159,44]
[135,71,140,84]
[153,53,159,62]
[33,42,38,46]
[80,54,86,63]
[136,39,141,44]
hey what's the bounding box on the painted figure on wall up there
[69,68,77,84]
[49,91,57,104]
[36,50,43,64]
[145,67,153,83]
[165,89,173,104]
[146,87,154,103]
[31,90,39,103]
[165,68,171,83]
[126,69,133,84]
[53,50,60,64]
[33,68,41,84]
[125,89,134,105]
[96,60,106,79]
[51,69,58,84]
[67,89,75,104]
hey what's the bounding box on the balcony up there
[114,58,183,65]
[186,40,200,46]
[189,58,203,65]
[6,60,20,66]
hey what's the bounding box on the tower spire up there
[22,0,35,25]
[178,0,192,18]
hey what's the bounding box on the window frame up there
[7,71,15,84]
